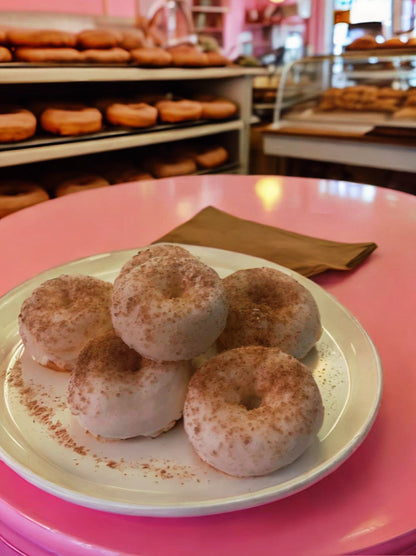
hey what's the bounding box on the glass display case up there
[272,49,416,132]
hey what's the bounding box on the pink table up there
[0,175,415,555]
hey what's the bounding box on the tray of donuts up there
[0,26,230,67]
[284,85,416,128]
[0,93,239,146]
[0,137,236,217]
[345,34,416,55]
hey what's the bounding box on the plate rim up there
[0,244,383,517]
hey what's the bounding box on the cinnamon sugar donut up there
[40,105,102,135]
[55,174,110,197]
[184,345,324,477]
[76,29,122,49]
[117,244,196,280]
[0,106,37,143]
[111,256,228,361]
[18,274,113,372]
[0,46,12,62]
[82,47,131,64]
[105,102,158,128]
[130,47,172,67]
[156,99,202,123]
[14,47,85,63]
[217,267,321,359]
[0,180,49,217]
[7,28,77,47]
[68,331,192,439]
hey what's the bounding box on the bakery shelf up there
[0,65,263,84]
[191,6,228,13]
[0,120,244,168]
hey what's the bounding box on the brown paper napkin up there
[154,206,377,277]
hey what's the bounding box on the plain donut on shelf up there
[168,45,208,67]
[76,29,122,49]
[156,99,203,123]
[40,104,102,136]
[105,102,158,128]
[0,46,12,62]
[6,27,77,47]
[184,345,324,477]
[68,331,192,439]
[54,174,110,197]
[82,47,131,64]
[217,267,322,359]
[0,106,37,143]
[0,180,49,217]
[196,96,238,120]
[18,274,114,372]
[111,255,228,361]
[14,47,85,63]
[194,145,229,169]
[130,47,172,67]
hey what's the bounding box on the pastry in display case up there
[272,49,416,132]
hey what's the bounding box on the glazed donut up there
[197,97,238,120]
[149,155,197,178]
[68,331,192,439]
[40,105,102,136]
[18,274,113,372]
[0,106,37,143]
[0,46,12,62]
[111,255,228,361]
[184,345,324,477]
[217,267,322,359]
[129,47,172,67]
[168,46,208,67]
[0,180,49,218]
[156,99,203,123]
[7,28,77,47]
[54,174,110,197]
[194,145,229,169]
[105,102,158,128]
[14,47,85,63]
[117,244,196,280]
[0,29,7,44]
[76,29,122,49]
[82,47,131,64]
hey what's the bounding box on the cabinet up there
[0,65,259,176]
[262,50,416,175]
[191,0,228,47]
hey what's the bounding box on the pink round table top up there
[0,175,415,556]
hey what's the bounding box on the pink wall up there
[0,0,104,15]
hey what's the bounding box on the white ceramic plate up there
[0,245,382,517]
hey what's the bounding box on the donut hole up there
[240,393,262,411]
[157,275,185,299]
[247,281,287,307]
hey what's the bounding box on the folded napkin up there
[154,206,377,277]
